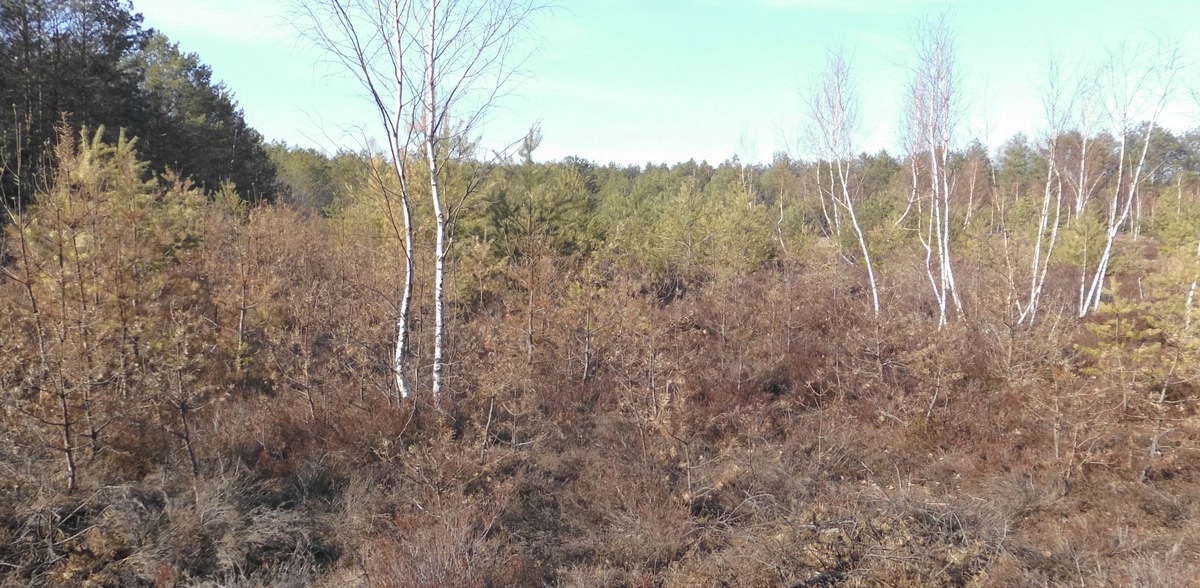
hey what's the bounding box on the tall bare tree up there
[1016,59,1069,325]
[300,0,539,403]
[904,13,961,327]
[1078,42,1181,317]
[808,48,880,317]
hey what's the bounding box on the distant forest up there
[3,1,1200,587]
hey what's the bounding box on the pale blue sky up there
[136,0,1198,165]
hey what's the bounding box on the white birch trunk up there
[814,164,835,238]
[905,15,960,328]
[1080,123,1146,316]
[1018,152,1062,325]
[924,131,955,327]
[940,145,962,316]
[1077,43,1179,317]
[425,0,448,402]
[832,159,879,316]
[1186,237,1199,328]
[896,155,919,227]
[917,167,944,326]
[392,191,415,399]
[809,49,881,317]
[1067,76,1100,222]
[305,0,538,403]
[963,156,978,229]
[390,0,415,400]
[827,161,841,237]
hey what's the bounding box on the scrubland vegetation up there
[4,1,1200,587]
[3,119,1200,586]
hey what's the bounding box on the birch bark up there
[1078,44,1180,317]
[808,49,881,316]
[301,0,538,402]
[905,14,961,327]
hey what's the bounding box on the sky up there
[135,0,1200,166]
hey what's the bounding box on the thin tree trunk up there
[896,155,919,226]
[827,161,841,237]
[427,0,448,402]
[1020,144,1063,325]
[389,0,415,400]
[1081,124,1141,316]
[775,186,787,255]
[940,147,962,316]
[177,399,200,477]
[927,143,949,327]
[1186,238,1199,327]
[815,164,835,238]
[835,159,880,317]
[58,388,77,494]
[391,185,415,400]
[236,264,249,373]
[1079,44,1179,316]
[963,156,977,229]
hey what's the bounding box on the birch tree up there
[300,0,538,403]
[808,48,880,317]
[904,14,961,327]
[1060,69,1106,222]
[1078,43,1181,317]
[1016,60,1069,325]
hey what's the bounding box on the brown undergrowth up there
[3,156,1200,586]
[5,256,1199,587]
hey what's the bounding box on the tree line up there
[0,0,276,208]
